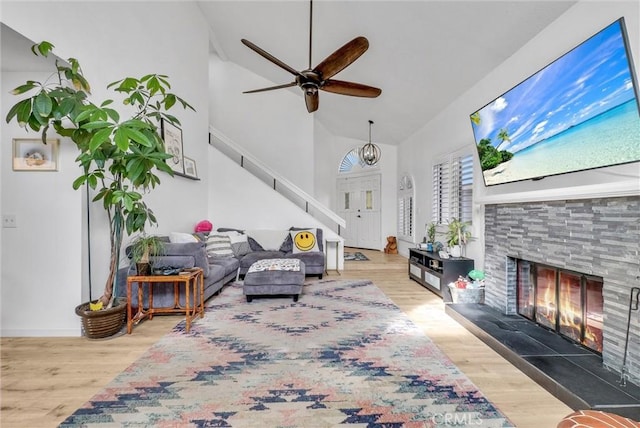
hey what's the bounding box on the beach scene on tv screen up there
[470,19,640,186]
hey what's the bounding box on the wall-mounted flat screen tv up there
[470,17,640,186]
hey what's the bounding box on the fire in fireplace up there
[516,260,603,353]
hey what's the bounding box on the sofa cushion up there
[209,256,240,276]
[207,263,227,284]
[247,236,264,252]
[162,241,205,255]
[290,229,320,253]
[289,227,324,252]
[285,251,324,268]
[161,241,210,277]
[217,230,251,257]
[206,234,234,258]
[217,227,245,233]
[279,234,293,253]
[246,229,289,251]
[149,255,195,269]
[169,231,200,243]
[231,240,251,257]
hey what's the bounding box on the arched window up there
[339,149,364,173]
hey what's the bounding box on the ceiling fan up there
[241,0,382,113]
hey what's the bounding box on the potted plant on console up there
[6,41,194,338]
[446,218,472,258]
[426,222,437,252]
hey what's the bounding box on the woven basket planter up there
[75,297,127,339]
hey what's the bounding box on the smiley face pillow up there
[290,229,320,253]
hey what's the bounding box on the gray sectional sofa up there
[238,227,325,278]
[117,227,325,309]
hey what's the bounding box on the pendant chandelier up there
[359,119,381,166]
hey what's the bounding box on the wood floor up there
[1,248,572,427]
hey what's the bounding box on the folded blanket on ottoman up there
[243,258,305,302]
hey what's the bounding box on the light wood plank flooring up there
[1,248,572,427]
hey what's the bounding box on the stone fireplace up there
[484,196,640,384]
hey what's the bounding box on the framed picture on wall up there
[12,138,59,171]
[183,156,198,178]
[161,119,184,174]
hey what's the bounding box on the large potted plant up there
[6,41,194,337]
[446,218,472,258]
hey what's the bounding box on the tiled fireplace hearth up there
[483,196,640,385]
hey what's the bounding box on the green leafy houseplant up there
[446,218,472,256]
[426,222,437,244]
[129,234,166,275]
[6,41,194,309]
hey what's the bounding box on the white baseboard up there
[1,328,81,337]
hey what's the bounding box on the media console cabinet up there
[408,248,474,302]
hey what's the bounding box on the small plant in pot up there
[446,218,472,258]
[426,222,437,251]
[129,234,166,276]
[6,41,194,338]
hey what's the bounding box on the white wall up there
[313,120,336,208]
[397,1,640,266]
[1,71,84,336]
[208,145,344,271]
[209,55,315,194]
[1,1,210,336]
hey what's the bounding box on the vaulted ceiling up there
[3,1,577,146]
[198,1,576,145]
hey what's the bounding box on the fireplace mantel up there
[477,178,639,205]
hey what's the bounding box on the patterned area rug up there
[344,251,369,261]
[60,280,512,427]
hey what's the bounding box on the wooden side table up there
[126,267,204,334]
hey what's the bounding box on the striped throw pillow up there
[206,234,234,258]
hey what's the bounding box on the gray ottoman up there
[243,258,305,302]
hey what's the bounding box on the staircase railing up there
[209,127,346,235]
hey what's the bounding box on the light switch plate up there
[2,214,17,228]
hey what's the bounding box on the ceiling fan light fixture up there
[302,83,318,96]
[359,120,381,166]
[240,0,381,113]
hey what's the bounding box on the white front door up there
[337,174,381,250]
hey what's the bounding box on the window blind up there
[432,161,450,225]
[432,153,473,224]
[397,176,414,241]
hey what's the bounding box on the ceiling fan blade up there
[313,36,369,80]
[305,91,319,113]
[241,39,304,78]
[321,79,382,98]
[243,82,297,94]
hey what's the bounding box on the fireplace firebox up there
[516,260,603,353]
